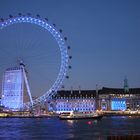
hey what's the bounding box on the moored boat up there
[59,111,103,120]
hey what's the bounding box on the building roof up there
[100,87,140,94]
[52,87,140,99]
[6,67,22,71]
[52,90,97,99]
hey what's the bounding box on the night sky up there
[0,0,140,96]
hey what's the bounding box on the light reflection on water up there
[0,116,140,139]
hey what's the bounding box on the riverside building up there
[1,62,33,111]
[98,87,140,111]
[49,90,96,113]
[1,67,24,110]
[48,79,140,113]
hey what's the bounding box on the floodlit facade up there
[49,87,140,113]
[49,90,96,113]
[1,67,24,110]
[111,99,126,110]
[98,87,140,111]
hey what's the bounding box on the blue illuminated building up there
[98,87,140,111]
[1,69,140,113]
[49,90,96,113]
[1,67,24,111]
[49,86,140,113]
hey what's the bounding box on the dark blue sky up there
[0,0,140,92]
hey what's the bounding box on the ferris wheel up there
[0,14,72,109]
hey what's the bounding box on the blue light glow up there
[111,99,126,110]
[0,15,69,108]
[50,99,96,113]
[2,68,23,110]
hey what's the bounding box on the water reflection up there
[67,120,75,125]
[0,117,140,139]
[87,120,98,125]
[66,119,99,126]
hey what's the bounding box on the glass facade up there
[2,68,23,110]
[111,99,126,110]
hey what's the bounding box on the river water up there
[0,116,140,140]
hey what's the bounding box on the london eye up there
[0,14,72,109]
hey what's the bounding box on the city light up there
[111,100,126,111]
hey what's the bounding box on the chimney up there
[71,86,73,94]
[79,86,81,94]
[96,84,98,97]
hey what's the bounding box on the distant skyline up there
[0,0,140,94]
